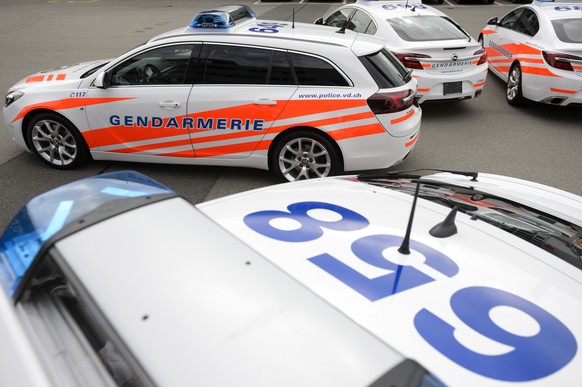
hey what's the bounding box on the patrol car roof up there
[148,20,386,55]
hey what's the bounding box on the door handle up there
[159,101,181,109]
[253,98,277,106]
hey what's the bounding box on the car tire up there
[506,63,525,106]
[488,0,495,4]
[436,0,444,4]
[270,131,341,182]
[26,113,90,169]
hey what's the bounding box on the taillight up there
[392,52,431,70]
[474,48,487,65]
[367,90,415,114]
[542,51,582,71]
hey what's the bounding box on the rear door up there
[187,44,296,159]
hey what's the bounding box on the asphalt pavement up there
[0,0,580,231]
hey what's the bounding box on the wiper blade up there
[357,168,478,182]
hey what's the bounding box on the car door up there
[187,44,296,159]
[84,44,196,159]
[487,9,526,78]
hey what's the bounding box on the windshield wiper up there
[358,168,478,182]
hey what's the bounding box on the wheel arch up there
[267,126,345,172]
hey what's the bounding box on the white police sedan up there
[316,0,488,103]
[1,169,581,386]
[3,5,420,182]
[480,0,582,106]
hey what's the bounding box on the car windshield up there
[552,18,582,43]
[386,15,469,42]
[358,177,582,270]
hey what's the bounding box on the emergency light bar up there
[0,171,173,297]
[189,5,256,29]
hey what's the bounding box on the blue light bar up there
[0,171,173,297]
[190,11,233,29]
[188,5,256,29]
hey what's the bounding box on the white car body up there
[480,0,582,106]
[1,170,581,386]
[318,0,489,103]
[2,5,420,182]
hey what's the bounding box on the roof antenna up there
[398,180,421,255]
[429,207,458,238]
[292,8,295,29]
[337,12,354,34]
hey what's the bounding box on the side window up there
[351,10,376,35]
[110,44,194,86]
[269,51,295,85]
[324,9,354,28]
[203,45,272,85]
[289,53,349,86]
[18,254,149,387]
[499,9,525,30]
[517,9,540,37]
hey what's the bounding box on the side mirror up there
[487,17,499,26]
[94,71,111,89]
[314,17,324,25]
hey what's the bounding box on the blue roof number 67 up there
[244,201,577,382]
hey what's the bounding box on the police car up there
[316,0,488,103]
[1,169,581,386]
[480,0,582,106]
[2,5,420,182]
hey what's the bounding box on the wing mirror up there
[94,71,111,89]
[487,17,499,26]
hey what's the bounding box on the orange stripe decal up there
[474,82,485,88]
[417,88,430,93]
[522,66,557,77]
[481,30,496,35]
[328,123,386,141]
[405,133,419,148]
[11,97,136,124]
[110,138,193,154]
[550,88,577,95]
[56,74,66,81]
[390,110,415,125]
[25,75,45,83]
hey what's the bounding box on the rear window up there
[386,15,468,42]
[552,18,582,43]
[289,53,349,86]
[359,49,410,88]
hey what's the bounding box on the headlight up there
[5,90,24,108]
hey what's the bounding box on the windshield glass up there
[552,18,582,43]
[386,15,468,41]
[358,177,582,270]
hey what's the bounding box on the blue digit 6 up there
[414,286,577,381]
[244,201,369,242]
[309,234,458,301]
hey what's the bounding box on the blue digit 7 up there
[414,286,577,381]
[309,234,459,301]
[243,201,369,242]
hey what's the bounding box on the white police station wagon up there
[1,169,581,386]
[480,0,582,106]
[316,0,488,103]
[3,5,420,182]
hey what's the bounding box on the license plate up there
[444,82,462,95]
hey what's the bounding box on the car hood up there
[10,59,110,90]
[198,176,582,386]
